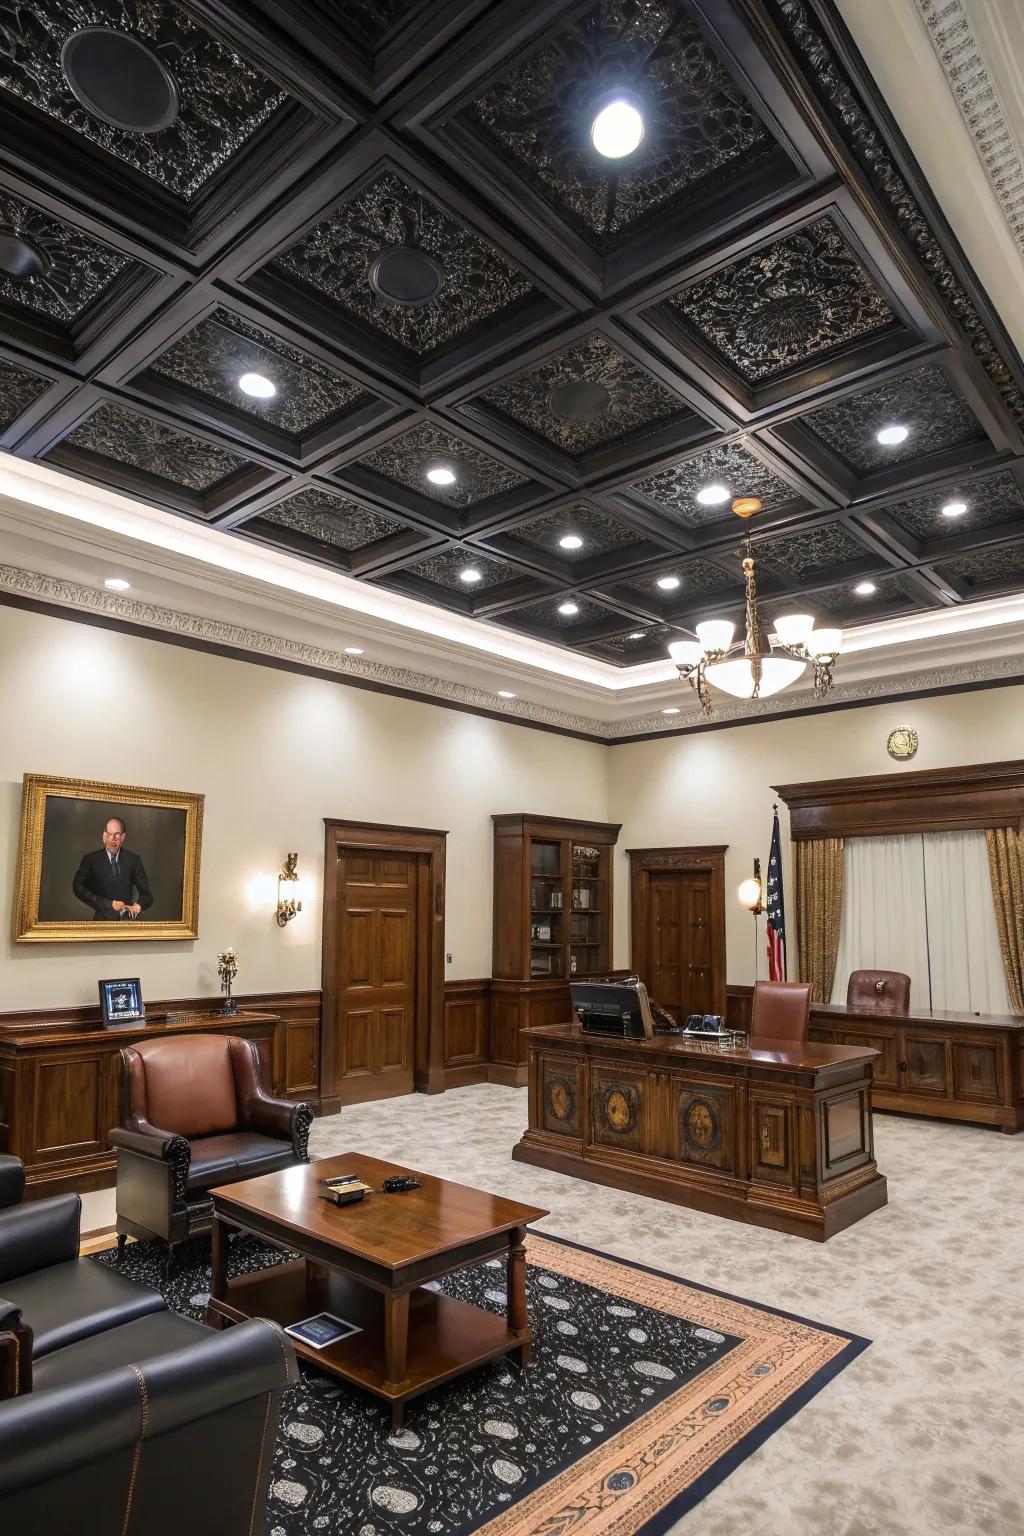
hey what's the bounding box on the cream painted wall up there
[607,687,1024,986]
[0,605,608,1010]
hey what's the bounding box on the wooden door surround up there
[322,821,446,1113]
[628,848,727,1020]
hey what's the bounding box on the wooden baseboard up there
[80,1226,118,1255]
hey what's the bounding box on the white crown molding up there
[916,0,1024,255]
[3,562,1024,743]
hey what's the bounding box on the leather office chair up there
[847,969,911,1014]
[749,980,812,1043]
[110,1034,314,1270]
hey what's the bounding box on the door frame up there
[322,820,447,1112]
[627,846,728,1016]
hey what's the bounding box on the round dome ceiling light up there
[941,500,968,518]
[696,482,730,506]
[662,707,681,716]
[590,97,645,159]
[559,533,584,550]
[61,28,179,134]
[628,631,645,639]
[104,578,130,591]
[558,601,580,616]
[238,372,276,399]
[876,423,909,446]
[656,575,680,591]
[368,246,443,307]
[548,379,611,421]
[854,580,877,596]
[498,690,516,699]
[460,567,483,584]
[426,465,457,486]
[0,229,47,281]
[344,646,365,655]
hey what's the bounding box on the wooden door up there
[334,850,418,1104]
[648,869,715,1019]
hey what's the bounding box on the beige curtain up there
[794,837,845,1003]
[985,827,1024,1015]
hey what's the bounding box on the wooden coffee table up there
[205,1152,548,1427]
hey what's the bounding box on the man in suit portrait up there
[72,817,153,920]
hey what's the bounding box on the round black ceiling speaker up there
[548,379,612,421]
[0,229,47,282]
[61,28,180,134]
[368,246,443,306]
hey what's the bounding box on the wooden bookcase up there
[491,815,621,1084]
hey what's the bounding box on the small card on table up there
[284,1312,361,1349]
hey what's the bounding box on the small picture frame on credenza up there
[99,977,145,1029]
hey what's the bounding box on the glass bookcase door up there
[530,840,565,977]
[570,843,608,975]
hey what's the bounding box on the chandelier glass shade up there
[667,499,843,716]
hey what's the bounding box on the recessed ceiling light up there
[854,580,877,596]
[426,465,456,486]
[656,575,680,591]
[558,600,580,616]
[942,500,968,518]
[696,483,730,506]
[590,97,645,159]
[238,371,276,399]
[628,631,645,640]
[559,534,584,550]
[876,423,908,445]
[662,707,681,716]
[344,646,365,655]
[497,690,516,699]
[460,567,483,584]
[104,578,130,591]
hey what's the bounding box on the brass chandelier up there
[668,497,842,717]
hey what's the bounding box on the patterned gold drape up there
[794,837,845,1003]
[985,827,1024,1015]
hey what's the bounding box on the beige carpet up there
[310,1084,1024,1536]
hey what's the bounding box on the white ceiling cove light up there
[426,465,457,486]
[104,577,130,590]
[497,690,516,699]
[668,496,842,716]
[343,646,365,655]
[876,423,908,445]
[238,371,276,399]
[696,483,730,506]
[590,97,644,159]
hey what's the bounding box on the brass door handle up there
[899,1060,909,1071]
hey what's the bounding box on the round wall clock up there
[887,726,919,761]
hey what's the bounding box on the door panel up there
[333,851,419,1102]
[952,1042,1002,1104]
[647,870,716,1018]
[840,1029,898,1089]
[902,1032,949,1096]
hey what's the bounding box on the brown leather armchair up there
[110,1034,314,1272]
[847,969,911,1014]
[749,980,812,1044]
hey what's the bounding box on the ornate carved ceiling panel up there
[465,0,773,250]
[0,0,1021,667]
[148,310,374,433]
[271,169,535,356]
[0,0,285,197]
[667,217,898,381]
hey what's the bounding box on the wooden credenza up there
[514,1023,888,1241]
[808,1004,1024,1133]
[0,1007,311,1196]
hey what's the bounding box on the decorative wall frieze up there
[915,0,1024,259]
[0,562,1021,742]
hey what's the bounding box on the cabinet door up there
[839,1029,898,1089]
[541,1058,582,1137]
[590,1071,646,1154]
[952,1041,1004,1104]
[901,1032,949,1096]
[671,1078,736,1174]
[749,1094,796,1187]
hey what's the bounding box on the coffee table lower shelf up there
[207,1260,529,1426]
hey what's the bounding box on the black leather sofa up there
[0,1155,297,1534]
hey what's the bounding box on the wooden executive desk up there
[808,1003,1024,1133]
[513,1024,887,1241]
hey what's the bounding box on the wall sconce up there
[276,853,303,927]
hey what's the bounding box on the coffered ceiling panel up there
[1,0,1023,671]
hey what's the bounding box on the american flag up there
[766,808,786,981]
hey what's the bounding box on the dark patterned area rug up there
[95,1233,867,1535]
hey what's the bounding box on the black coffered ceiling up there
[1,0,1023,666]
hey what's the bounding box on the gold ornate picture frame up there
[14,774,204,942]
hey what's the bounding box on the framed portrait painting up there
[14,774,203,942]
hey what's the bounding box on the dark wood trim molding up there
[321,819,447,1105]
[774,761,1024,838]
[627,846,728,1016]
